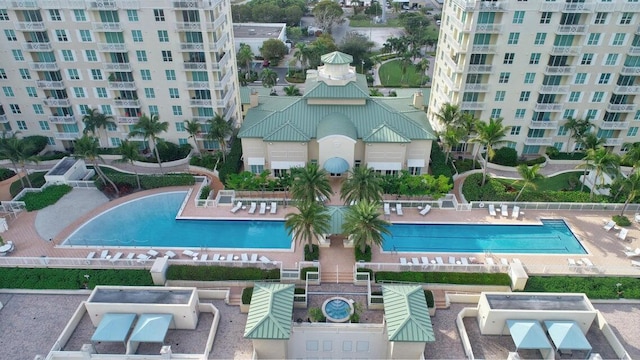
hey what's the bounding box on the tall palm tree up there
[0,135,37,188]
[184,119,201,155]
[290,163,333,204]
[514,164,544,201]
[564,117,591,155]
[82,108,115,147]
[115,140,142,189]
[283,85,301,96]
[619,170,640,216]
[260,68,278,90]
[236,43,254,74]
[206,114,233,162]
[74,135,119,195]
[369,88,383,97]
[128,113,169,174]
[471,117,510,186]
[340,166,383,205]
[416,58,430,86]
[293,42,311,69]
[578,132,604,152]
[434,103,461,130]
[342,200,391,254]
[284,201,330,252]
[579,147,620,198]
[439,127,464,167]
[622,142,640,173]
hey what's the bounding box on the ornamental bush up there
[22,184,72,211]
[491,147,518,167]
[166,265,280,281]
[375,271,511,286]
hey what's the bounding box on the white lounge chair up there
[241,253,249,261]
[512,206,520,219]
[182,249,198,258]
[227,254,234,262]
[165,251,176,259]
[109,252,123,262]
[421,256,429,265]
[460,257,469,265]
[501,204,508,215]
[212,254,220,261]
[259,255,271,263]
[400,257,408,265]
[568,258,576,267]
[396,203,403,216]
[230,201,242,213]
[631,260,640,267]
[200,254,208,261]
[411,257,420,265]
[617,228,629,241]
[448,256,456,264]
[136,253,150,260]
[250,254,258,262]
[581,258,594,267]
[486,258,495,267]
[488,204,497,216]
[147,249,159,258]
[100,250,109,259]
[383,203,390,216]
[604,220,616,231]
[259,202,267,214]
[623,248,640,257]
[270,202,277,214]
[248,202,257,214]
[501,258,509,266]
[435,256,444,264]
[86,252,96,259]
[635,213,640,223]
[419,205,431,216]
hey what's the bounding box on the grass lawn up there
[348,18,403,27]
[378,59,427,87]
[496,171,584,192]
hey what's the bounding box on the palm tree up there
[284,201,331,252]
[340,166,383,205]
[0,134,37,188]
[74,135,119,195]
[283,85,302,96]
[290,163,333,204]
[578,133,605,152]
[260,68,278,90]
[115,140,142,189]
[399,51,413,85]
[206,114,233,162]
[342,200,391,254]
[416,58,430,86]
[471,117,511,186]
[435,103,461,131]
[82,108,115,147]
[236,43,254,74]
[439,127,464,167]
[564,117,591,155]
[579,147,620,199]
[128,113,169,174]
[622,142,640,173]
[293,42,311,69]
[619,170,640,216]
[514,164,544,201]
[184,119,201,155]
[369,88,383,97]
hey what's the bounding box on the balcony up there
[475,24,501,33]
[36,80,64,89]
[54,132,80,140]
[216,90,234,108]
[628,46,640,56]
[209,33,229,52]
[183,62,208,71]
[605,138,623,146]
[478,1,507,11]
[544,65,576,75]
[562,3,591,12]
[460,102,485,110]
[529,121,559,130]
[211,52,230,70]
[621,67,640,75]
[550,46,581,56]
[524,137,554,146]
[463,83,489,92]
[10,1,38,8]
[97,43,127,52]
[594,2,615,12]
[173,0,206,8]
[14,21,45,31]
[189,99,213,107]
[88,1,117,9]
[621,2,640,12]
[614,85,640,94]
[538,85,570,94]
[213,71,232,90]
[92,22,122,32]
[107,81,136,90]
[534,103,563,112]
[206,14,227,32]
[22,42,51,51]
[179,42,205,51]
[0,114,7,123]
[114,99,140,107]
[43,98,71,107]
[103,63,132,71]
[600,121,630,130]
[117,116,138,124]
[48,115,76,124]
[467,64,493,73]
[176,22,201,31]
[606,103,637,112]
[539,2,561,11]
[191,116,210,122]
[470,45,496,53]
[556,24,588,35]
[29,62,58,71]
[186,81,210,89]
[637,26,640,35]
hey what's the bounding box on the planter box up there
[240,303,250,313]
[429,306,436,316]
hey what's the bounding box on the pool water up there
[323,298,353,322]
[382,219,586,254]
[64,192,292,249]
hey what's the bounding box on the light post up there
[361,60,365,74]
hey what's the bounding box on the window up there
[598,73,611,84]
[144,88,155,98]
[85,50,98,62]
[519,91,530,101]
[149,105,159,115]
[110,138,122,147]
[581,53,593,65]
[508,32,520,45]
[19,69,30,79]
[79,105,91,115]
[586,109,598,119]
[106,122,117,131]
[612,33,626,46]
[136,50,147,62]
[587,33,601,46]
[73,9,86,21]
[534,33,546,45]
[569,91,581,102]
[12,50,24,61]
[553,142,563,151]
[203,140,219,151]
[55,29,68,42]
[73,87,85,98]
[529,53,541,64]
[132,30,143,42]
[591,91,604,102]
[0,9,8,20]
[39,120,50,130]
[491,109,502,118]
[513,11,525,24]
[26,87,37,97]
[16,120,27,130]
[628,127,639,137]
[154,9,165,21]
[2,86,13,97]
[510,126,521,135]
[499,72,510,83]
[540,12,552,24]
[515,109,526,118]
[594,12,607,24]
[140,69,152,80]
[162,50,172,62]
[563,109,576,119]
[67,69,80,80]
[96,87,107,98]
[604,54,618,66]
[10,104,21,114]
[158,30,169,42]
[495,91,506,101]
[127,9,138,21]
[165,70,176,80]
[169,88,179,98]
[4,29,16,41]
[558,126,568,136]
[79,29,92,42]
[61,49,74,62]
[101,104,112,115]
[524,73,536,84]
[33,104,44,114]
[90,69,103,80]
[620,12,634,25]
[0,69,6,79]
[176,122,186,131]
[49,9,62,21]
[172,105,182,116]
[503,53,515,64]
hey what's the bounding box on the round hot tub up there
[322,297,354,323]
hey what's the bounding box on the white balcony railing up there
[213,71,231,90]
[54,132,80,140]
[186,81,210,89]
[176,22,201,31]
[562,2,591,12]
[97,43,127,52]
[22,42,52,51]
[48,115,76,124]
[107,81,136,90]
[475,24,501,33]
[614,85,640,94]
[524,137,554,146]
[538,85,570,94]
[43,98,71,107]
[29,62,58,71]
[183,62,208,71]
[470,45,496,53]
[179,42,205,51]
[544,65,576,75]
[216,90,234,108]
[10,1,38,8]
[88,1,118,9]
[189,99,213,106]
[534,103,563,112]
[556,24,588,34]
[36,80,64,89]
[463,83,489,92]
[211,52,230,70]
[92,22,122,31]
[103,63,131,71]
[467,65,492,73]
[621,67,640,75]
[117,116,138,124]
[209,33,229,52]
[14,21,45,31]
[114,99,140,107]
[0,114,8,123]
[207,13,227,32]
[606,104,636,112]
[628,46,640,56]
[529,121,559,129]
[600,121,630,130]
[460,102,485,110]
[478,1,507,11]
[605,138,623,146]
[550,46,581,55]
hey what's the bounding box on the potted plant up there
[308,307,325,322]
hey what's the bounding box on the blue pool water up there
[64,192,292,249]
[382,220,586,254]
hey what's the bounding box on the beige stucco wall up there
[406,140,433,172]
[242,138,267,169]
[365,143,407,163]
[267,142,308,163]
[317,135,356,171]
[253,339,288,359]
[388,341,427,359]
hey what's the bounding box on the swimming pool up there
[63,192,292,249]
[382,220,586,254]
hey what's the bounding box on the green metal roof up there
[382,285,435,343]
[363,125,410,143]
[304,78,370,99]
[317,113,357,140]
[321,51,353,64]
[240,86,252,104]
[244,283,295,340]
[326,206,349,234]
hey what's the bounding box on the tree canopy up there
[260,38,288,63]
[313,0,344,33]
[231,0,306,26]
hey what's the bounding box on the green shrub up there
[138,142,191,163]
[0,168,16,181]
[21,184,72,211]
[523,276,640,299]
[98,172,195,190]
[218,134,243,184]
[300,267,318,280]
[548,152,585,160]
[199,185,211,200]
[38,151,68,161]
[308,307,325,322]
[242,287,253,304]
[375,271,511,286]
[491,147,518,166]
[166,265,280,281]
[10,171,47,197]
[429,142,453,182]
[355,245,372,262]
[304,244,319,261]
[0,268,153,289]
[523,156,546,166]
[613,215,631,227]
[190,153,222,170]
[22,135,49,156]
[545,147,559,158]
[424,290,434,308]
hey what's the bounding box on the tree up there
[290,163,333,204]
[399,51,413,85]
[184,119,201,155]
[622,142,640,173]
[307,34,338,68]
[74,135,119,195]
[294,42,311,69]
[115,140,142,189]
[231,4,252,22]
[0,134,37,188]
[435,103,461,130]
[312,0,344,33]
[342,200,391,253]
[340,166,383,205]
[619,170,640,216]
[369,88,383,96]
[251,3,282,22]
[260,38,288,63]
[260,68,278,89]
[82,108,115,147]
[578,133,605,152]
[564,117,591,154]
[283,85,301,96]
[283,5,304,26]
[128,113,169,174]
[236,43,255,75]
[415,58,430,86]
[471,117,510,186]
[579,147,620,199]
[514,164,543,201]
[439,127,464,168]
[286,26,303,43]
[284,201,330,252]
[207,114,233,161]
[338,32,374,69]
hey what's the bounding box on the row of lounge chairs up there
[400,256,478,265]
[88,249,275,264]
[230,201,277,215]
[488,204,521,219]
[604,220,630,241]
[383,203,404,216]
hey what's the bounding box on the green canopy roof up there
[321,51,353,65]
[544,320,592,352]
[317,113,357,140]
[382,285,435,342]
[244,283,294,339]
[506,320,553,350]
[326,206,349,234]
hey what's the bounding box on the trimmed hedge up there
[96,172,195,190]
[22,184,72,211]
[613,215,631,227]
[166,265,280,281]
[355,245,372,262]
[218,134,243,184]
[424,290,434,308]
[304,244,319,261]
[523,276,640,299]
[0,268,153,289]
[10,171,47,197]
[242,287,253,304]
[300,267,319,280]
[492,147,518,166]
[375,271,511,286]
[0,168,15,181]
[429,142,453,182]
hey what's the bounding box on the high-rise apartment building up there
[429,0,640,156]
[0,0,240,151]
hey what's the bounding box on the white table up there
[0,244,12,253]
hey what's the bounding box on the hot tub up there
[322,297,354,323]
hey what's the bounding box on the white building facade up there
[0,0,240,151]
[429,0,640,156]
